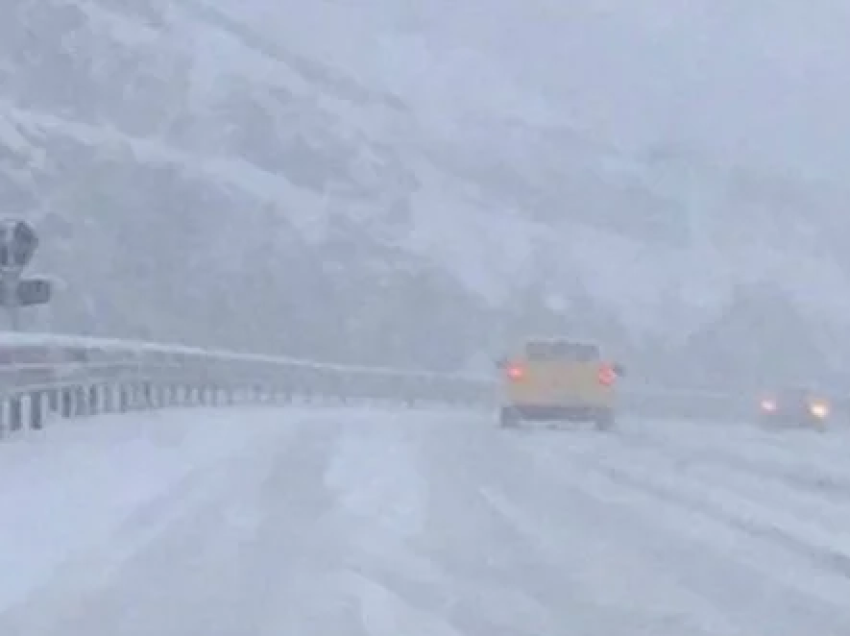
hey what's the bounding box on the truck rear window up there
[525,341,600,362]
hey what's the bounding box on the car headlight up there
[810,402,829,418]
[760,399,776,411]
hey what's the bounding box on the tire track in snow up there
[528,430,850,581]
[624,424,850,501]
[510,432,850,635]
[593,424,850,540]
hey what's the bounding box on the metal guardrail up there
[0,333,496,434]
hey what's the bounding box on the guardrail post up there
[142,382,152,409]
[60,389,72,418]
[163,385,174,407]
[104,385,114,412]
[119,385,130,412]
[88,386,99,415]
[74,386,86,416]
[29,391,44,429]
[70,387,79,417]
[8,396,22,432]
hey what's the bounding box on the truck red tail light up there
[598,364,615,385]
[506,364,525,380]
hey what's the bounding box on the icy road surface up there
[2,407,850,635]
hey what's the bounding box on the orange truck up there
[497,338,624,430]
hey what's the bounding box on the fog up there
[3,0,850,388]
[7,3,850,635]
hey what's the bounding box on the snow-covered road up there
[1,408,850,635]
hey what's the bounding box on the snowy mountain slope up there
[1,0,495,371]
[222,0,850,174]
[2,0,850,386]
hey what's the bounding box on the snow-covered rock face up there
[2,0,850,385]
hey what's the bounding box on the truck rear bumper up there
[503,404,611,421]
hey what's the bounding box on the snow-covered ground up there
[1,408,850,634]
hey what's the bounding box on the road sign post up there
[0,219,52,331]
[0,272,20,330]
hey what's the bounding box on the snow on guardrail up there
[0,331,495,434]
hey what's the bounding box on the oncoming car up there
[758,386,830,430]
[496,338,624,430]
